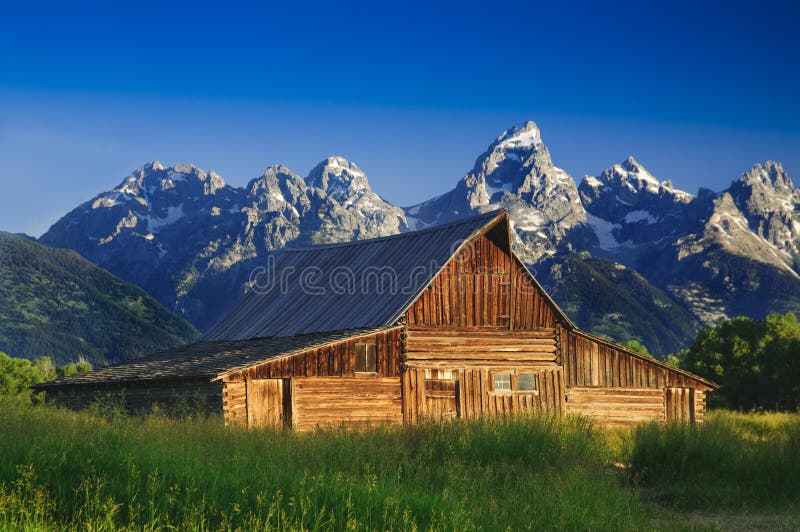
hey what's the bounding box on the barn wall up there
[221,329,404,428]
[402,327,564,423]
[402,366,565,423]
[405,232,556,330]
[222,380,247,426]
[225,328,403,382]
[291,377,402,431]
[561,329,712,391]
[46,379,223,416]
[511,257,557,330]
[565,387,665,425]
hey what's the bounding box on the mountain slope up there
[0,232,199,365]
[537,253,700,356]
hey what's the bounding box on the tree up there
[0,352,44,403]
[621,340,652,358]
[0,353,92,404]
[679,313,800,411]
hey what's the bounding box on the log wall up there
[402,366,565,423]
[565,387,666,425]
[221,329,404,427]
[402,327,564,423]
[292,377,403,431]
[405,326,559,366]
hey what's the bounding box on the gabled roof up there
[203,210,515,340]
[34,327,392,388]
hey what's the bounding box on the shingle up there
[34,328,389,388]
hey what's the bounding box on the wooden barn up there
[36,210,716,428]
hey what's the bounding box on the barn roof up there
[203,209,525,340]
[33,327,391,388]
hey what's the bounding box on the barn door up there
[246,378,287,428]
[424,379,459,421]
[665,387,695,422]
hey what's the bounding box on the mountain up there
[0,232,199,366]
[729,161,800,268]
[405,121,593,263]
[37,121,800,357]
[40,159,406,329]
[536,253,699,356]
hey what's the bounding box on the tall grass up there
[0,404,648,530]
[630,411,800,511]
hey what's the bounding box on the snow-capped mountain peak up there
[307,156,372,205]
[494,121,543,151]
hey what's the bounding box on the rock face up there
[579,156,694,255]
[406,122,592,263]
[38,121,800,356]
[729,161,800,265]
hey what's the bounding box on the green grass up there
[629,410,800,512]
[0,404,648,530]
[1,405,798,530]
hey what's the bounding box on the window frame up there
[490,370,540,395]
[492,372,512,392]
[354,342,378,374]
[517,373,537,392]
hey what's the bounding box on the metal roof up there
[203,209,508,340]
[34,328,390,388]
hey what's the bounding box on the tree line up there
[665,312,800,411]
[0,352,91,403]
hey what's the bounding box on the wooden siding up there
[561,329,714,391]
[666,387,698,423]
[47,379,222,416]
[405,326,558,366]
[402,367,564,423]
[292,377,403,431]
[405,232,558,330]
[565,387,665,425]
[222,380,247,426]
[511,257,557,329]
[225,329,403,382]
[406,233,511,328]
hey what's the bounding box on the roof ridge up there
[281,209,506,253]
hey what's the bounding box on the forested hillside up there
[0,232,199,366]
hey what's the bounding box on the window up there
[354,342,377,372]
[493,373,511,391]
[517,373,537,391]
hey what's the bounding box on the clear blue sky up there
[1,0,799,236]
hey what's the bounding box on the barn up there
[35,210,716,428]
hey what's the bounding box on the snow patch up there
[623,210,657,224]
[146,204,185,232]
[486,181,514,197]
[586,213,622,250]
[583,176,603,188]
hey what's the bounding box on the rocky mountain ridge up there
[39,121,800,355]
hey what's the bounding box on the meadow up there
[0,405,798,531]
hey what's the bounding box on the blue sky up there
[1,0,799,236]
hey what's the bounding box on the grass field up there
[0,405,798,530]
